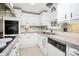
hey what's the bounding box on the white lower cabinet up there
[38,35,48,56]
[48,43,65,56]
[9,42,19,56]
[19,33,66,56]
[19,33,38,48]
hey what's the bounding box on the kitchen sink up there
[42,32,55,35]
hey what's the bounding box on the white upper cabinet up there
[57,3,79,22]
[57,3,70,22]
[20,12,40,26]
[51,9,57,20]
[28,14,40,26]
[69,3,79,20]
[14,9,40,26]
[40,12,50,26]
[51,4,57,20]
[20,13,26,25]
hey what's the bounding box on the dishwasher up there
[48,38,66,56]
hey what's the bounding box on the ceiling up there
[13,3,49,14]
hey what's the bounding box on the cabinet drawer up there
[67,46,79,56]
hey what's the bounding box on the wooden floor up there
[19,46,44,56]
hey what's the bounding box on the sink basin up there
[0,38,12,42]
[0,41,6,49]
[42,32,55,35]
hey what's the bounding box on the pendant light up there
[46,3,53,8]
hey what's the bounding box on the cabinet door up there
[38,35,48,55]
[57,3,70,22]
[42,36,48,55]
[28,33,38,46]
[58,3,79,22]
[48,43,65,56]
[19,33,31,47]
[38,35,43,48]
[19,33,38,48]
[40,12,49,26]
[51,4,57,20]
[19,34,26,48]
[9,43,19,56]
[58,3,66,22]
[20,13,27,25]
[70,3,79,19]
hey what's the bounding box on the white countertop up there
[41,31,79,50]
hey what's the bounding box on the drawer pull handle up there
[74,52,79,55]
[14,47,16,49]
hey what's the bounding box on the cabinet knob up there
[73,52,79,55]
[65,14,67,19]
[14,46,16,49]
[71,12,72,18]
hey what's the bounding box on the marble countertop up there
[41,31,79,50]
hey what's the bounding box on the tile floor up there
[19,46,44,56]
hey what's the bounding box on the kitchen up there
[0,3,79,56]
